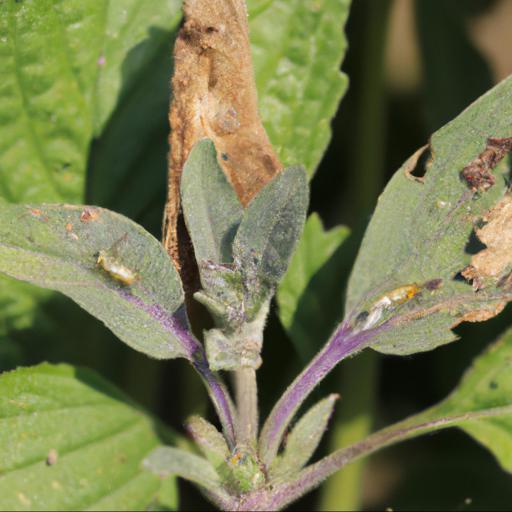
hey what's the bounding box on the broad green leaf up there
[233,166,309,290]
[0,0,181,205]
[0,363,177,511]
[181,140,243,265]
[415,0,493,131]
[250,0,351,176]
[0,202,189,360]
[143,446,221,494]
[271,394,338,479]
[277,213,350,360]
[345,76,512,355]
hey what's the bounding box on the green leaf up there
[271,394,338,479]
[371,327,512,474]
[0,363,177,511]
[345,76,512,355]
[181,139,243,265]
[233,166,309,292]
[0,0,181,205]
[250,0,351,176]
[427,328,512,473]
[143,446,221,494]
[0,202,189,360]
[277,213,350,360]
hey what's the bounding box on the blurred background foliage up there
[2,0,512,510]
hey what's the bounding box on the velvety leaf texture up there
[271,394,338,479]
[345,76,512,355]
[233,166,309,288]
[250,0,351,176]
[0,363,177,511]
[0,202,189,360]
[277,213,350,360]
[181,139,243,265]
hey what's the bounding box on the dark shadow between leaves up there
[86,26,178,237]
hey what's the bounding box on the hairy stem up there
[234,368,259,446]
[176,322,237,448]
[241,405,512,511]
[259,323,375,466]
[192,355,237,449]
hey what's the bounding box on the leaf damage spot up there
[46,448,58,466]
[80,208,100,222]
[403,144,430,183]
[17,492,31,506]
[462,195,512,289]
[460,137,512,192]
[457,302,506,324]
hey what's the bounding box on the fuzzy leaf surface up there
[233,166,308,292]
[0,202,189,360]
[143,446,220,493]
[250,0,351,175]
[181,140,243,265]
[345,76,512,355]
[271,394,338,479]
[0,363,177,511]
[277,213,350,360]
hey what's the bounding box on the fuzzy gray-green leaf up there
[185,416,230,472]
[345,76,512,356]
[181,140,243,265]
[233,166,308,290]
[271,394,338,479]
[143,447,221,493]
[0,202,188,360]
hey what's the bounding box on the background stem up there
[234,368,259,446]
[320,1,391,509]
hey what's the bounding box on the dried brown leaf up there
[462,195,512,288]
[163,0,282,285]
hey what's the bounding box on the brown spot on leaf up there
[461,137,512,192]
[80,208,99,222]
[458,302,506,324]
[162,0,282,291]
[462,195,512,288]
[65,223,73,232]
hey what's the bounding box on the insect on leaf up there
[345,75,512,356]
[0,202,191,360]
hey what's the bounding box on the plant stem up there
[241,405,512,511]
[258,323,374,467]
[192,355,237,449]
[174,318,237,448]
[234,368,259,446]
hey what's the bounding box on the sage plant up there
[1,1,512,511]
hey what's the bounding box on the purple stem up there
[259,322,375,466]
[118,290,237,446]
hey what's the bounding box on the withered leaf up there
[462,195,512,289]
[163,0,282,283]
